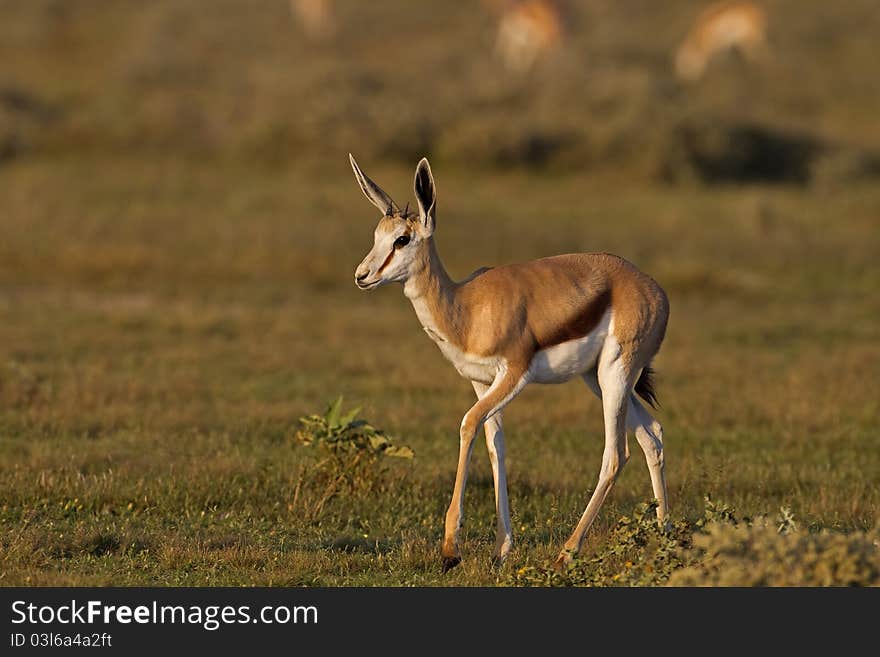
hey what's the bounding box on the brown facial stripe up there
[535,288,612,350]
[375,231,411,276]
[376,248,395,276]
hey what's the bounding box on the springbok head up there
[349,155,437,290]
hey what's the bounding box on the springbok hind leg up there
[554,358,631,569]
[628,396,669,525]
[583,371,669,525]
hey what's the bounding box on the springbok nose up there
[356,270,370,283]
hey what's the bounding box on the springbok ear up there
[349,154,399,216]
[414,157,436,234]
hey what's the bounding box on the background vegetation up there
[0,0,878,585]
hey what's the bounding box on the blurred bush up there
[669,521,880,586]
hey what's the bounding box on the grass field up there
[1,1,879,585]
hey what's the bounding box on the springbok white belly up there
[528,309,612,384]
[412,295,613,386]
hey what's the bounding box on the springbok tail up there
[634,365,660,409]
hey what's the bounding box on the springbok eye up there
[394,234,411,249]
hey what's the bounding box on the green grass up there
[0,0,878,585]
[1,157,878,585]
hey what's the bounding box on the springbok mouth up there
[355,279,380,290]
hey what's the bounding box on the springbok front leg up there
[472,381,513,567]
[442,365,529,572]
[554,352,632,569]
[582,371,669,525]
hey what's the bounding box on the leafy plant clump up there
[293,397,414,519]
[507,501,696,587]
[296,396,414,459]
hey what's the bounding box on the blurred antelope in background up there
[675,1,767,82]
[489,0,565,74]
[349,155,671,570]
[290,0,335,41]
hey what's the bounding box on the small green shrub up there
[296,397,414,460]
[506,497,880,587]
[507,501,697,587]
[293,397,413,519]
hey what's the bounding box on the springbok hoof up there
[441,556,462,573]
[552,551,574,572]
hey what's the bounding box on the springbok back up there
[492,0,565,74]
[675,1,768,81]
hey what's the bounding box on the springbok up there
[290,0,335,41]
[491,0,565,74]
[349,155,670,570]
[675,1,767,82]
